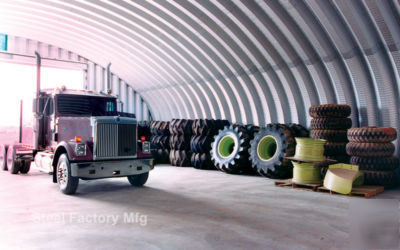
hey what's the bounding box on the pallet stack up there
[169,119,193,167]
[309,104,352,165]
[347,127,399,188]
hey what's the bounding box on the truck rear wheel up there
[0,144,8,171]
[56,154,79,195]
[7,145,22,174]
[127,172,149,187]
[20,159,31,174]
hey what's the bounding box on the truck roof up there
[41,87,117,98]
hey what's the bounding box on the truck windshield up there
[57,95,117,116]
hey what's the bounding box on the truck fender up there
[51,142,73,183]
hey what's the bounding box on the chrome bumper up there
[71,158,153,179]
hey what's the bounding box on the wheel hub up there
[58,162,68,188]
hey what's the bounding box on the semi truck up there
[0,53,153,194]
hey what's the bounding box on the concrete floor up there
[0,165,399,250]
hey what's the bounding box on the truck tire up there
[127,172,149,187]
[361,170,397,188]
[0,144,8,171]
[347,127,397,143]
[20,159,31,174]
[324,142,347,156]
[56,154,79,195]
[311,118,352,130]
[7,145,21,174]
[309,104,351,118]
[346,142,395,158]
[350,156,399,171]
[310,129,348,142]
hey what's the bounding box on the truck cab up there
[31,87,153,194]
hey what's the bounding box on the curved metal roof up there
[0,0,399,132]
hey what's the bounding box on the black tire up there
[350,156,399,171]
[176,119,193,135]
[169,149,176,166]
[347,127,397,143]
[346,142,395,158]
[19,159,31,174]
[249,124,296,179]
[127,172,149,187]
[56,154,79,194]
[326,155,350,163]
[190,152,198,167]
[324,142,347,156]
[0,144,8,171]
[177,150,191,167]
[194,135,213,154]
[169,134,191,150]
[311,118,352,130]
[288,123,309,138]
[309,104,351,118]
[7,145,21,174]
[169,119,178,135]
[310,129,348,142]
[210,125,253,174]
[195,153,215,170]
[361,170,397,188]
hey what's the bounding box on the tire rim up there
[218,135,236,158]
[58,161,68,189]
[257,136,278,161]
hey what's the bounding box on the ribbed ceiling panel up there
[0,1,399,135]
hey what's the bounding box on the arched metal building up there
[0,0,399,139]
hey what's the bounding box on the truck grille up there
[94,121,137,159]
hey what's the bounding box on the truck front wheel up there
[127,172,149,187]
[56,154,79,195]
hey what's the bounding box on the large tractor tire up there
[249,124,296,179]
[56,154,79,195]
[7,145,23,174]
[346,142,395,158]
[309,104,351,118]
[210,125,253,174]
[0,144,8,171]
[347,127,397,143]
[311,118,352,130]
[191,153,215,170]
[288,123,309,138]
[350,156,399,171]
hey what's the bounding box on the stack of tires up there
[309,104,352,163]
[190,119,230,170]
[249,123,309,179]
[347,127,399,188]
[150,121,170,164]
[169,119,193,167]
[211,124,259,174]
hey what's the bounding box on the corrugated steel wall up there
[0,35,151,120]
[0,0,399,151]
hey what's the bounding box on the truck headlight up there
[75,143,86,156]
[142,141,150,154]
